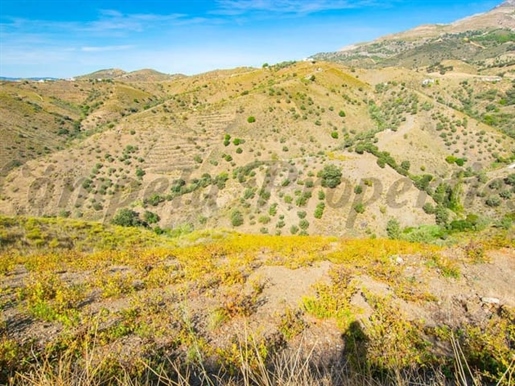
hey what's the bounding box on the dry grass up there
[1,216,514,385]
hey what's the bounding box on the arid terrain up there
[1,1,514,385]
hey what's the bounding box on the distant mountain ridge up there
[0,76,61,82]
[76,68,178,81]
[311,0,515,71]
[1,69,179,83]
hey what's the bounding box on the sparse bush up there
[143,210,160,224]
[354,203,365,214]
[135,168,145,178]
[400,160,410,171]
[423,203,436,214]
[230,210,244,227]
[258,215,271,224]
[299,219,309,230]
[318,164,342,189]
[314,203,325,219]
[485,195,501,207]
[386,218,401,239]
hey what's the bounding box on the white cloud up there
[81,45,134,53]
[213,0,384,16]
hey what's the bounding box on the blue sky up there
[0,0,503,78]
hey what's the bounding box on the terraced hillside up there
[0,59,514,237]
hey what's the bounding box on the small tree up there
[231,210,244,227]
[435,205,449,226]
[318,164,342,189]
[135,168,145,178]
[144,210,160,224]
[112,209,144,227]
[354,203,365,214]
[505,173,515,186]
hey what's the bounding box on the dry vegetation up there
[0,216,514,385]
[0,58,514,238]
[1,4,515,385]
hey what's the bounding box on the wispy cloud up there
[81,45,134,52]
[84,10,188,33]
[213,0,384,16]
[1,10,211,37]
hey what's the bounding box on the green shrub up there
[318,164,342,189]
[354,203,365,214]
[400,161,410,171]
[258,216,271,224]
[231,210,244,227]
[386,218,401,239]
[299,219,309,230]
[112,209,144,227]
[314,203,325,219]
[435,205,449,225]
[422,203,435,214]
[143,211,160,224]
[485,195,501,207]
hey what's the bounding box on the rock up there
[481,297,500,305]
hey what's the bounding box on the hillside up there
[0,60,514,238]
[0,216,514,384]
[312,0,515,75]
[1,2,515,385]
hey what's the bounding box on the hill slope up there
[0,216,514,384]
[312,0,515,74]
[0,60,514,237]
[1,3,515,237]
